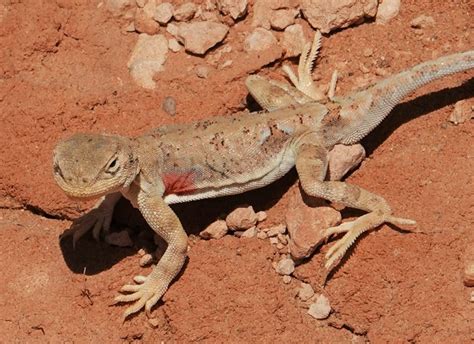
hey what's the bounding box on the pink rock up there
[226,206,257,231]
[270,8,298,30]
[173,2,197,21]
[376,0,400,24]
[286,190,341,260]
[327,144,366,181]
[134,6,160,35]
[301,0,378,33]
[176,21,229,55]
[153,2,174,24]
[281,24,307,57]
[448,99,473,125]
[244,28,277,52]
[199,220,228,240]
[307,294,331,319]
[217,0,248,20]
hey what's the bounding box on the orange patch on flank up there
[162,171,196,195]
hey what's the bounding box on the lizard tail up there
[339,50,474,144]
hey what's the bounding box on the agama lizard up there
[53,31,474,319]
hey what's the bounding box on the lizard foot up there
[322,212,416,272]
[114,274,167,320]
[60,195,117,248]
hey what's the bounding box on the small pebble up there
[138,248,146,257]
[226,206,257,231]
[464,262,474,287]
[265,224,286,237]
[168,38,181,52]
[256,231,267,240]
[275,258,295,275]
[298,282,315,301]
[282,275,292,284]
[240,226,257,238]
[104,231,133,247]
[162,96,176,116]
[470,291,474,303]
[277,233,287,245]
[256,211,267,222]
[199,220,228,240]
[148,317,160,328]
[195,65,210,78]
[307,294,331,320]
[269,237,279,245]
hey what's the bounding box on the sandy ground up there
[0,0,473,342]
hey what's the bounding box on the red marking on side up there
[162,171,196,195]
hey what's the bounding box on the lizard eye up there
[105,157,119,174]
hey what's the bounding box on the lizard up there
[52,30,474,319]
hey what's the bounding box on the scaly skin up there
[53,34,474,319]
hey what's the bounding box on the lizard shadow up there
[361,78,473,155]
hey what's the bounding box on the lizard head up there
[52,133,138,199]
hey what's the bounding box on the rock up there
[464,242,474,287]
[153,2,174,24]
[162,96,176,116]
[106,0,136,18]
[265,224,286,237]
[298,282,315,301]
[134,1,160,34]
[410,15,435,29]
[286,190,341,260]
[282,275,292,284]
[376,0,400,24]
[448,99,473,125]
[148,317,160,328]
[251,0,299,29]
[362,48,373,57]
[307,294,331,319]
[199,219,228,239]
[240,226,257,238]
[166,23,179,36]
[105,230,133,247]
[270,9,298,30]
[128,34,168,89]
[327,144,366,181]
[226,205,257,231]
[270,237,279,245]
[281,24,307,57]
[137,248,146,256]
[176,21,229,55]
[195,65,210,78]
[217,0,248,20]
[136,0,146,8]
[301,0,378,33]
[139,253,154,267]
[173,2,197,21]
[470,291,474,303]
[256,211,267,222]
[256,231,268,240]
[168,38,181,52]
[275,257,295,275]
[244,28,278,52]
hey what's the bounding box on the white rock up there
[448,99,473,125]
[177,21,229,55]
[166,23,179,36]
[298,282,315,301]
[199,220,228,239]
[301,0,378,33]
[168,38,181,52]
[307,294,331,319]
[240,226,257,238]
[275,257,295,275]
[244,28,277,52]
[105,231,133,247]
[173,2,197,21]
[162,96,176,116]
[270,9,298,30]
[217,0,248,20]
[256,231,268,240]
[226,205,258,231]
[327,144,366,181]
[282,275,292,284]
[376,0,400,24]
[256,211,267,222]
[410,15,435,29]
[281,24,307,57]
[128,34,168,89]
[195,65,210,78]
[154,2,174,24]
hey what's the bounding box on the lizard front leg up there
[115,188,188,319]
[294,140,415,273]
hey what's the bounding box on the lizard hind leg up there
[294,140,416,275]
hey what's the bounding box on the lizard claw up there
[321,212,417,272]
[115,274,167,320]
[60,196,116,248]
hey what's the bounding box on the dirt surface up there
[0,0,473,342]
